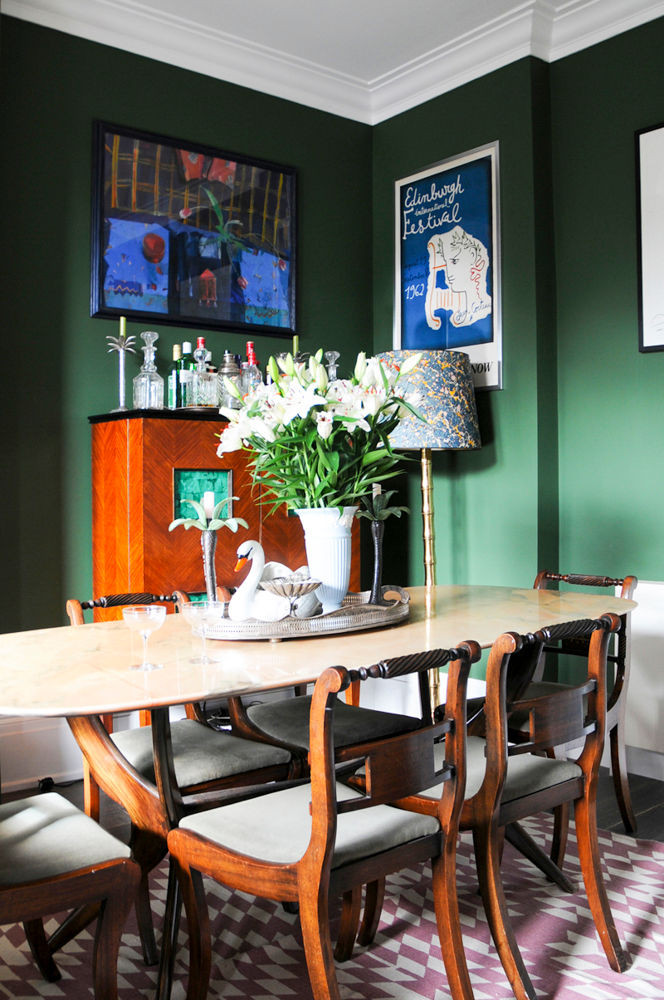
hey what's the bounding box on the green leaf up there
[181,498,207,521]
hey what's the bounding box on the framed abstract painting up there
[394,142,502,389]
[90,121,297,337]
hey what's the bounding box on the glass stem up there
[141,630,149,667]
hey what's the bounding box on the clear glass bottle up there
[191,344,219,407]
[133,331,164,410]
[241,340,263,394]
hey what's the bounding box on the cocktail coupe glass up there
[181,600,226,664]
[122,605,167,671]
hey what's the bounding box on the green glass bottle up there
[167,344,182,409]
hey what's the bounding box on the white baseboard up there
[625,744,664,781]
[0,706,188,794]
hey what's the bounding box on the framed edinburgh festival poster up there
[90,121,296,337]
[394,142,502,389]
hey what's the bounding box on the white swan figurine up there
[227,540,320,622]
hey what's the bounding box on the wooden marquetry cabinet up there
[90,411,360,619]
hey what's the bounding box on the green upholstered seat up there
[246,696,421,751]
[112,719,291,787]
[421,735,582,804]
[177,780,440,867]
[0,793,131,887]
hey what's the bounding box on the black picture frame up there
[90,121,297,337]
[635,121,664,352]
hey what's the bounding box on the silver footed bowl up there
[259,577,320,600]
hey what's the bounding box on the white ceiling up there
[6,0,664,123]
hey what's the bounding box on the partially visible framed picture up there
[636,122,664,352]
[91,121,297,337]
[394,142,501,389]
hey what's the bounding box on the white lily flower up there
[398,351,422,377]
[216,423,245,455]
[221,346,423,510]
[315,411,334,439]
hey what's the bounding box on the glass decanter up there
[133,331,164,410]
[192,345,219,407]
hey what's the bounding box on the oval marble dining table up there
[0,585,637,718]
[0,584,637,1000]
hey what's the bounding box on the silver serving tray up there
[205,586,410,641]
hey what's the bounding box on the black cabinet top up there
[88,409,226,424]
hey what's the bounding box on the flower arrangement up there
[217,349,422,512]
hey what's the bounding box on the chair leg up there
[174,862,211,1000]
[334,886,361,961]
[473,825,537,1000]
[156,859,183,1000]
[299,885,342,1000]
[92,868,139,1000]
[432,838,475,1000]
[549,803,570,868]
[357,878,386,947]
[609,724,637,834]
[573,794,630,972]
[23,919,61,982]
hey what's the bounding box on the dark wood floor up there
[594,768,664,841]
[7,766,664,843]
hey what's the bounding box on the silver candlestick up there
[106,316,136,411]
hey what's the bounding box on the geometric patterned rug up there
[1,815,663,999]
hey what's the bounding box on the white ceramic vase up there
[295,506,357,614]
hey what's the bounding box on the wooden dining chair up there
[0,789,139,997]
[379,614,629,1000]
[511,571,638,868]
[167,641,481,1000]
[66,591,299,968]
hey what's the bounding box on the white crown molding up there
[367,4,541,124]
[3,0,371,120]
[549,0,664,61]
[4,0,663,124]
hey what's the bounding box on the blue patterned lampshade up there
[377,350,481,451]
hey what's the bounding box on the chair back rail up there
[508,678,597,754]
[308,641,480,836]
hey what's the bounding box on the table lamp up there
[377,349,481,704]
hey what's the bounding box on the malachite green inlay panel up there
[173,469,231,520]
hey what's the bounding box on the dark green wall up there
[550,21,664,579]
[2,14,663,632]
[372,59,558,588]
[372,22,664,590]
[0,17,372,630]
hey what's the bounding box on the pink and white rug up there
[1,816,662,999]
